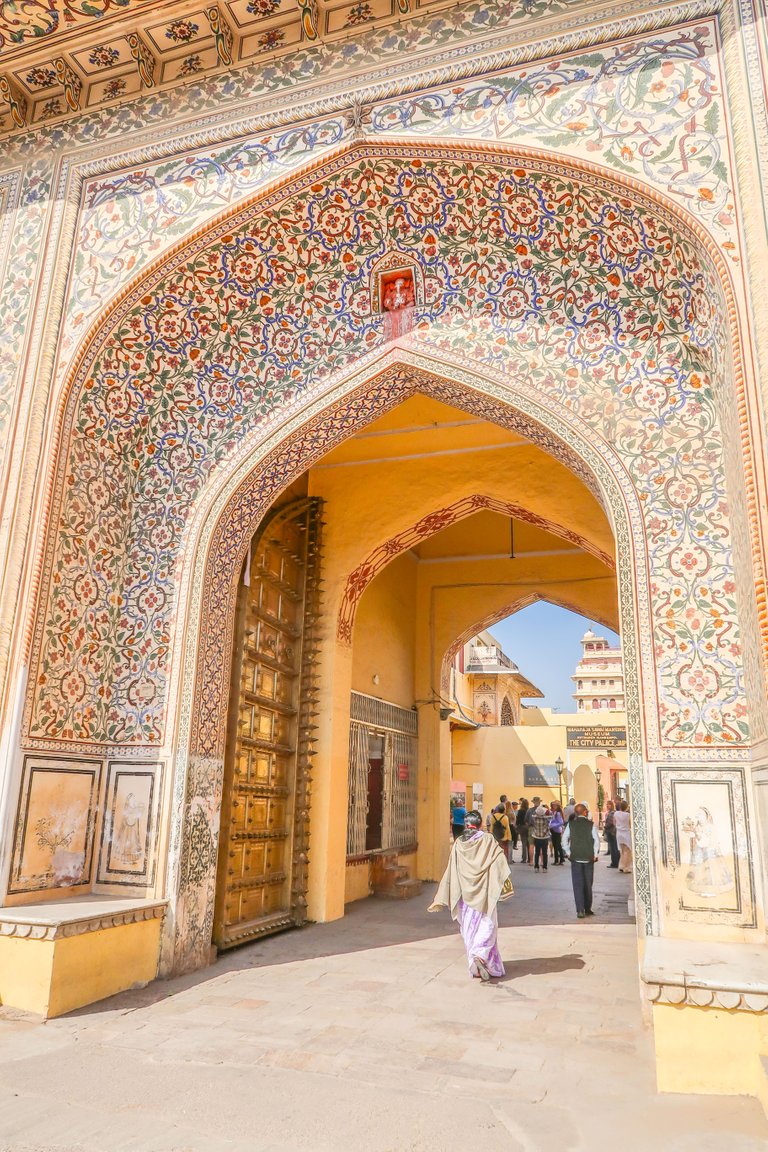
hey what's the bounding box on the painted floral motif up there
[64,20,737,371]
[2,0,600,589]
[370,24,736,246]
[103,78,127,99]
[40,97,63,118]
[179,54,204,76]
[24,66,57,89]
[0,0,625,503]
[0,0,57,50]
[63,0,131,18]
[165,18,199,43]
[29,150,744,751]
[257,28,284,50]
[346,2,374,26]
[88,44,119,67]
[246,0,281,14]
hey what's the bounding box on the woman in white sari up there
[614,800,633,873]
[428,810,513,981]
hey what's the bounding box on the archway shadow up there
[60,874,628,1020]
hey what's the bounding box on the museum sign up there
[566,725,627,750]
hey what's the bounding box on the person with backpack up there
[531,803,552,872]
[486,794,508,832]
[489,803,513,862]
[563,802,601,918]
[507,800,519,853]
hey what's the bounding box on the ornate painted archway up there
[439,590,621,696]
[336,493,616,647]
[15,141,762,972]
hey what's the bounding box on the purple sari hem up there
[456,899,505,978]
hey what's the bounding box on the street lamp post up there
[604,746,617,803]
[595,763,603,830]
[555,756,564,813]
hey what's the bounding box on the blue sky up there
[490,602,620,714]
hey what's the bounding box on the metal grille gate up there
[213,498,322,950]
[347,692,418,857]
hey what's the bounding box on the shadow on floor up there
[58,871,630,1020]
[60,897,459,1018]
[500,954,585,979]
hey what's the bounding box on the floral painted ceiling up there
[0,0,453,136]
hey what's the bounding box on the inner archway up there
[207,386,625,957]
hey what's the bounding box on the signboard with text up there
[523,763,561,788]
[566,725,626,750]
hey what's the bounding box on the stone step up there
[376,878,423,900]
[372,864,409,888]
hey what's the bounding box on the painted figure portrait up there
[381,273,415,311]
[113,791,146,868]
[681,806,733,899]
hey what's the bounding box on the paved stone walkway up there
[0,856,765,1152]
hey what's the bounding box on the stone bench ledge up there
[0,896,167,942]
[642,937,768,1012]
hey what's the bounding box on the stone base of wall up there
[643,937,768,1112]
[0,898,165,1017]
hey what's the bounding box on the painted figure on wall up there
[682,806,733,898]
[113,792,145,867]
[380,268,416,339]
[382,274,415,311]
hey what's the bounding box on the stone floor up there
[0,854,766,1152]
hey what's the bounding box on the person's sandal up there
[476,959,491,982]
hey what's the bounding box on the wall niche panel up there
[658,766,756,929]
[96,760,163,887]
[9,756,102,894]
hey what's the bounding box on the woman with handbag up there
[614,800,633,872]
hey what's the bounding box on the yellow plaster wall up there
[415,553,618,695]
[344,861,372,904]
[351,551,417,708]
[0,918,162,1018]
[416,703,453,880]
[307,642,353,924]
[0,936,55,1013]
[653,1003,768,1099]
[452,666,474,715]
[307,395,616,635]
[49,919,161,1017]
[453,726,565,809]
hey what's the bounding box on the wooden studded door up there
[213,498,322,951]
